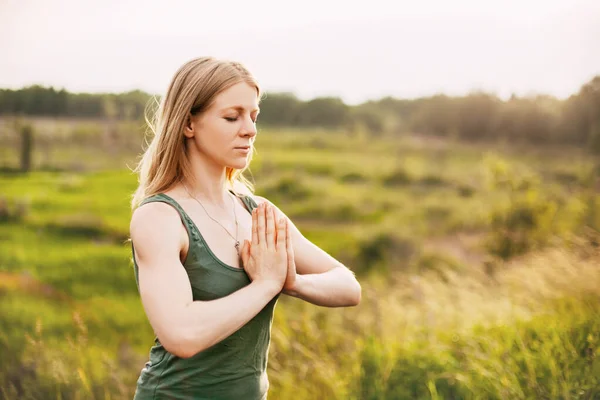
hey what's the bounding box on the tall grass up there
[2,243,598,399]
[0,118,599,399]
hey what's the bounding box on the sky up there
[1,0,599,104]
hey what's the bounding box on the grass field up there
[1,117,599,399]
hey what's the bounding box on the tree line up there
[1,76,599,150]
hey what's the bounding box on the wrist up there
[283,273,304,297]
[254,279,283,297]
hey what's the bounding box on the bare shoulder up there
[130,201,183,253]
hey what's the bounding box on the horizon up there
[1,77,596,105]
[1,0,599,105]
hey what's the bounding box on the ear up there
[183,113,195,138]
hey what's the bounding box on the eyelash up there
[224,117,257,123]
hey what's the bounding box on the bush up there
[303,163,333,176]
[483,156,589,260]
[587,123,600,155]
[487,194,559,260]
[418,174,448,187]
[457,184,475,197]
[289,201,384,225]
[356,232,417,274]
[339,172,366,183]
[382,168,412,186]
[0,196,30,223]
[414,251,464,279]
[260,176,313,202]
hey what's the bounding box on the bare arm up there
[131,202,286,359]
[284,267,361,307]
[253,196,361,307]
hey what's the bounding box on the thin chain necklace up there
[182,182,240,254]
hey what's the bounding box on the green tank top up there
[131,193,279,400]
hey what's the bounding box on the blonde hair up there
[131,57,260,209]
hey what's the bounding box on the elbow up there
[168,345,197,360]
[339,268,361,307]
[349,280,362,306]
[160,329,208,359]
[161,335,195,359]
[339,276,361,307]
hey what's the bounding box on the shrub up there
[414,251,464,278]
[304,163,333,176]
[382,168,412,186]
[486,193,559,259]
[356,232,417,274]
[418,174,448,187]
[0,197,30,223]
[339,172,366,183]
[457,184,476,197]
[260,176,313,202]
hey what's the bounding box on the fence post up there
[20,124,34,172]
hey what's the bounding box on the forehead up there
[212,82,259,111]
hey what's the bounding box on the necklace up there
[182,183,240,254]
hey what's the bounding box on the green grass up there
[1,118,599,399]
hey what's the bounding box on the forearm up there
[175,280,279,357]
[286,267,361,307]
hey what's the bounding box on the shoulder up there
[130,201,183,245]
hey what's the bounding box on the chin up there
[227,159,250,170]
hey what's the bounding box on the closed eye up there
[225,116,258,124]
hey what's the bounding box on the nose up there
[240,116,257,138]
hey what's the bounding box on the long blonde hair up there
[131,57,260,209]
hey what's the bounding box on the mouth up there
[235,146,251,154]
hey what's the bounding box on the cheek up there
[195,123,234,152]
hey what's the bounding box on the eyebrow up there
[223,106,260,113]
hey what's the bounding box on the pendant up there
[235,241,240,252]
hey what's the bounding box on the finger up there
[272,207,279,244]
[252,208,259,246]
[257,204,266,247]
[273,209,278,244]
[265,204,275,249]
[286,219,295,265]
[241,240,250,267]
[276,217,286,252]
[286,218,293,251]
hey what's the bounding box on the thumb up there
[241,240,250,267]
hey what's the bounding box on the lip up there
[235,147,251,154]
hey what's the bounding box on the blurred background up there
[1,0,600,399]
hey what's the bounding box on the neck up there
[183,148,232,208]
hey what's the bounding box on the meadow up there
[1,117,599,399]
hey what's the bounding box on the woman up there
[129,56,361,399]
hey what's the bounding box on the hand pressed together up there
[240,202,290,293]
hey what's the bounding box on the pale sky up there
[1,0,599,104]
